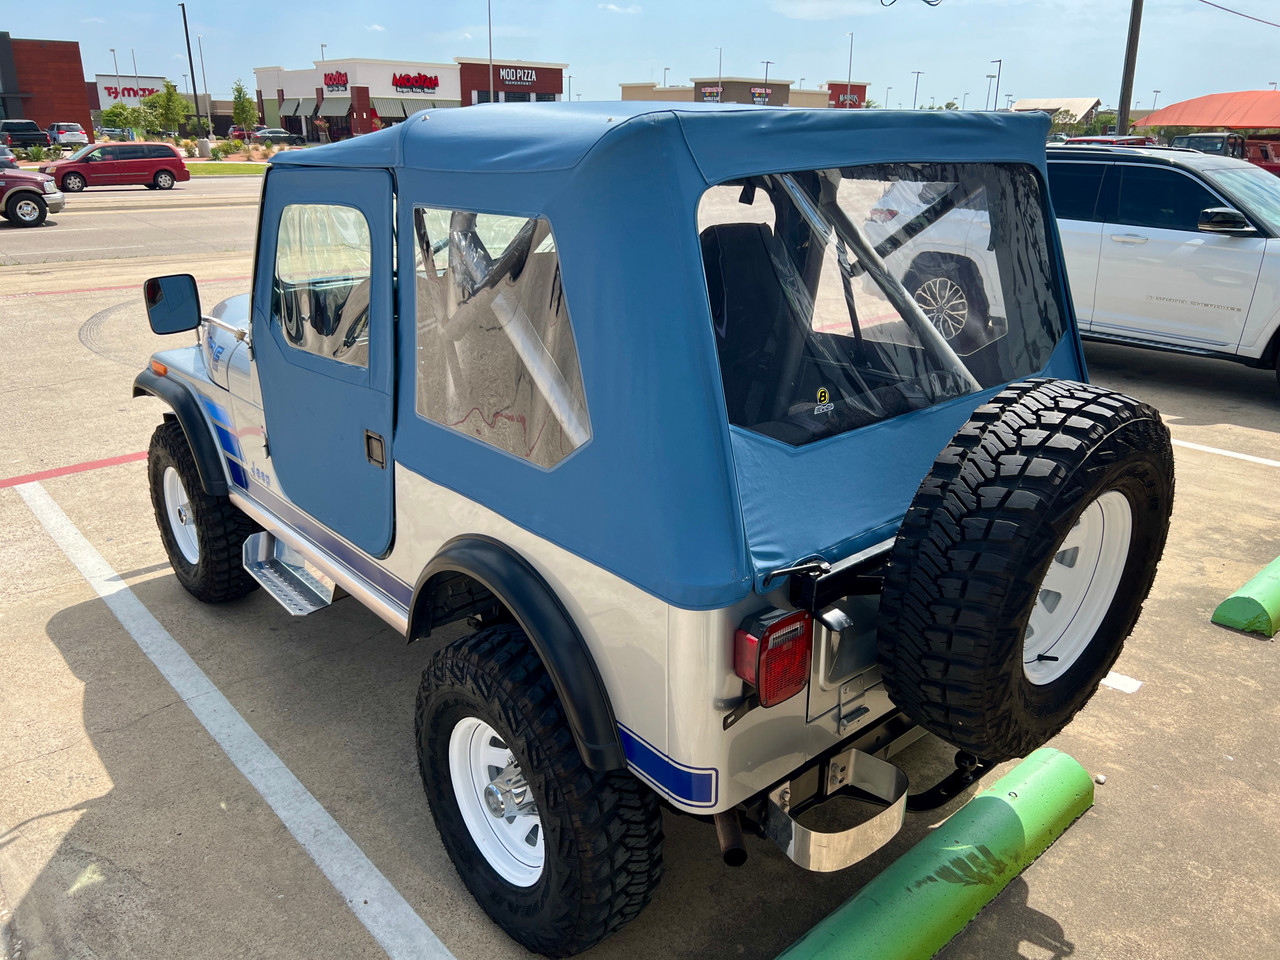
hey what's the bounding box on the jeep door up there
[1092,163,1264,349]
[250,167,396,557]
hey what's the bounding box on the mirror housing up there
[144,274,202,334]
[1199,207,1257,236]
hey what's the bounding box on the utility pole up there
[911,70,923,110]
[845,32,854,108]
[1116,0,1144,135]
[984,73,995,110]
[197,34,212,135]
[990,59,1002,110]
[178,5,199,136]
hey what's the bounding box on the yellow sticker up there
[817,387,830,405]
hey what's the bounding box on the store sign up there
[751,86,772,105]
[393,72,440,93]
[700,85,723,102]
[324,71,348,92]
[498,67,536,85]
[103,84,159,101]
[839,92,860,106]
[95,75,170,108]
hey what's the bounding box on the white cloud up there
[365,23,386,31]
[598,3,642,13]
[82,16,106,23]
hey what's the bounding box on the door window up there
[1047,163,1107,221]
[1115,167,1223,232]
[116,144,148,161]
[272,203,373,367]
[412,206,591,468]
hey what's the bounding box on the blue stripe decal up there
[213,423,244,461]
[618,724,717,807]
[231,472,413,610]
[198,394,235,430]
[226,460,249,489]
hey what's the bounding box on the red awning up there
[1137,90,1280,129]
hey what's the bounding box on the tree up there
[143,80,192,135]
[1049,108,1085,138]
[231,79,258,131]
[863,98,880,109]
[944,99,959,110]
[100,102,134,130]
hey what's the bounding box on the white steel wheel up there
[914,275,969,340]
[162,465,200,565]
[448,715,544,887]
[1023,490,1133,685]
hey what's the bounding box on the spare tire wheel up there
[876,379,1174,761]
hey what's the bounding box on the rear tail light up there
[868,207,899,223]
[734,609,813,708]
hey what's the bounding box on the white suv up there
[1047,145,1280,381]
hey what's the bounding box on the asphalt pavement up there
[1,190,1279,960]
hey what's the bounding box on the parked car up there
[0,166,64,226]
[228,124,267,141]
[135,106,1173,955]
[1047,144,1280,380]
[0,119,51,149]
[39,142,190,192]
[249,127,304,146]
[1170,131,1246,159]
[1246,139,1280,176]
[96,127,127,141]
[0,146,18,169]
[46,122,89,147]
[1065,134,1158,146]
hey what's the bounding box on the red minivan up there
[39,142,191,192]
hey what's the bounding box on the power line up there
[1194,0,1280,30]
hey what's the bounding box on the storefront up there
[621,76,871,110]
[256,57,567,142]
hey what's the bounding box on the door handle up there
[1110,233,1149,244]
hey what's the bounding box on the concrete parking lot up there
[2,182,1279,960]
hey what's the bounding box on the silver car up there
[47,122,89,147]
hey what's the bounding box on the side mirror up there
[1198,207,1257,236]
[144,274,202,334]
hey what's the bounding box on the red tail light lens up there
[868,207,899,223]
[734,609,813,708]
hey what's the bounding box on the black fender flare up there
[409,536,626,772]
[133,368,229,497]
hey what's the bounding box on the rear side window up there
[1047,162,1107,221]
[117,144,147,161]
[146,144,176,159]
[698,163,1066,446]
[412,206,590,468]
[1115,166,1221,231]
[273,203,372,367]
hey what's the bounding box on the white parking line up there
[1101,672,1143,693]
[1172,439,1280,469]
[15,481,455,960]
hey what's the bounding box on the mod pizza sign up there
[392,73,440,93]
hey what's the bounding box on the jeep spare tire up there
[877,379,1174,761]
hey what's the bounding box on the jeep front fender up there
[409,536,626,772]
[133,368,229,497]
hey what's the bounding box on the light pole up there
[487,0,494,104]
[715,46,723,102]
[182,74,188,94]
[762,60,773,103]
[962,91,969,109]
[177,6,199,139]
[885,85,891,109]
[132,48,140,96]
[930,96,935,109]
[1151,89,1160,111]
[197,34,212,136]
[1005,93,1014,110]
[663,66,670,88]
[911,70,923,110]
[1271,81,1277,90]
[565,74,571,101]
[991,59,1002,110]
[320,43,326,62]
[799,78,805,90]
[984,73,996,110]
[845,31,854,108]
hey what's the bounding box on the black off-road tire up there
[147,420,260,603]
[877,379,1174,761]
[416,624,663,957]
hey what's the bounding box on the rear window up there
[698,163,1067,446]
[2,121,39,132]
[56,123,84,132]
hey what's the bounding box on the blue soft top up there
[274,104,1081,609]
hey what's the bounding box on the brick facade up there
[8,37,92,133]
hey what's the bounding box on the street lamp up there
[197,34,212,136]
[565,74,572,101]
[663,66,670,88]
[715,46,723,102]
[884,85,891,109]
[320,43,326,62]
[799,77,805,90]
[178,6,200,140]
[1005,93,1014,110]
[984,73,996,110]
[962,92,969,109]
[182,74,188,94]
[991,59,1003,111]
[911,70,923,110]
[487,0,494,104]
[1271,81,1277,90]
[845,31,854,108]
[762,60,773,103]
[930,96,935,109]
[1152,88,1160,111]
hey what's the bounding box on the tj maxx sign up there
[95,75,169,107]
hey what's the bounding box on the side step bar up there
[243,531,336,616]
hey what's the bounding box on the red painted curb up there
[0,451,149,489]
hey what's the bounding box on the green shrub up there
[27,144,45,161]
[262,139,273,151]
[12,148,28,162]
[181,139,196,158]
[208,144,224,161]
[47,144,63,159]
[231,138,245,154]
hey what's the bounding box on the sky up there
[8,0,1280,111]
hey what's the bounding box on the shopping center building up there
[620,77,870,109]
[0,32,92,132]
[254,57,567,141]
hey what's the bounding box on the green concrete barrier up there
[1211,556,1280,637]
[776,748,1094,960]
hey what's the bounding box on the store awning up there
[318,97,351,118]
[1137,90,1280,129]
[370,97,404,119]
[297,98,317,117]
[279,98,300,117]
[400,97,443,115]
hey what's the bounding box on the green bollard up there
[776,748,1094,960]
[1211,555,1280,637]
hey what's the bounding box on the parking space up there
[3,222,1280,959]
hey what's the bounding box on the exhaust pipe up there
[714,811,747,867]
